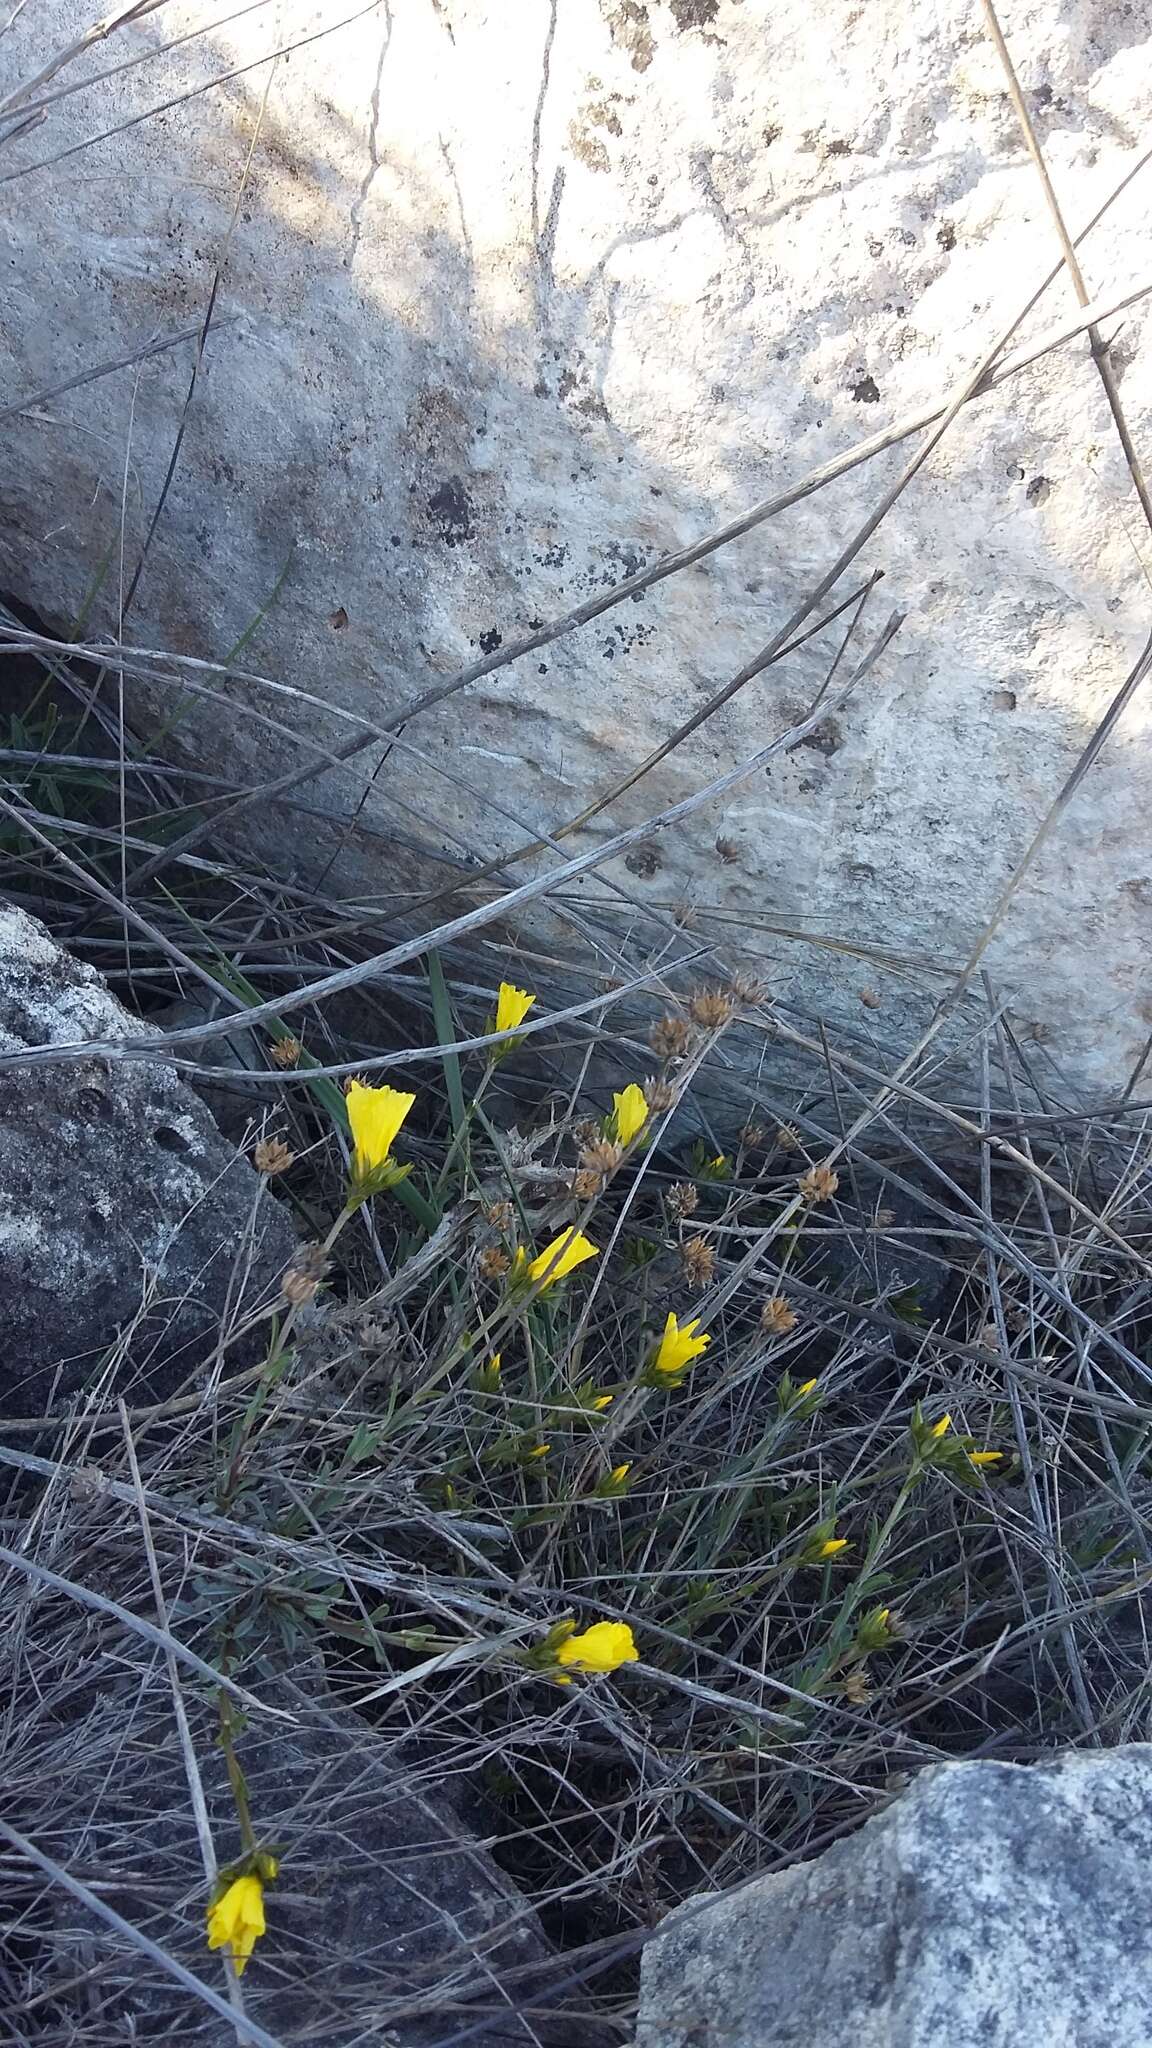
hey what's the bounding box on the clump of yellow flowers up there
[511,1227,599,1292]
[909,1404,1003,1484]
[611,1083,650,1147]
[345,1078,415,1203]
[642,1310,711,1388]
[529,1617,639,1683]
[488,980,536,1058]
[206,1854,278,1977]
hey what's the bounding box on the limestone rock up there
[1,4,1151,1092]
[637,1748,1152,2047]
[0,903,295,1414]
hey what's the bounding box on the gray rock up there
[637,1749,1152,2047]
[0,4,1150,1095]
[0,902,296,1414]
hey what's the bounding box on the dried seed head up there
[579,1137,623,1176]
[840,1669,875,1705]
[270,1036,301,1068]
[667,1181,699,1220]
[483,1200,515,1234]
[643,1076,675,1113]
[282,1243,327,1306]
[681,1235,716,1290]
[254,1136,294,1176]
[739,1121,766,1150]
[729,974,766,1005]
[799,1163,840,1205]
[774,1123,801,1152]
[571,1168,604,1201]
[478,1246,511,1283]
[688,986,734,1030]
[761,1296,797,1336]
[650,1014,693,1062]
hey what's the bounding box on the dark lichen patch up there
[625,843,663,878]
[797,718,844,758]
[569,122,611,172]
[605,0,655,69]
[1026,475,1052,506]
[850,373,881,404]
[426,477,475,547]
[665,0,720,28]
[477,626,502,654]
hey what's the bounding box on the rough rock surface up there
[0,903,295,1413]
[637,1747,1152,2047]
[1,3,1151,1092]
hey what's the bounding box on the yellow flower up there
[592,1393,614,1411]
[554,1620,639,1675]
[819,1537,850,1558]
[653,1310,711,1378]
[799,1378,818,1395]
[206,1873,267,1978]
[612,1083,650,1146]
[346,1080,415,1177]
[514,1228,599,1290]
[969,1448,1003,1467]
[495,981,536,1034]
[930,1413,952,1439]
[527,1442,550,1459]
[610,1464,631,1484]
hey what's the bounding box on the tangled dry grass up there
[4,778,1152,2043]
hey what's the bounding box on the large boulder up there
[637,1748,1152,2047]
[0,902,295,1414]
[0,3,1150,1092]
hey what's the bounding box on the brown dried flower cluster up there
[579,1137,623,1177]
[483,1200,515,1233]
[650,1014,693,1062]
[774,1124,801,1152]
[840,1669,875,1705]
[281,1243,327,1306]
[739,1121,766,1150]
[799,1163,840,1204]
[681,1235,715,1290]
[269,1036,301,1068]
[666,1181,699,1220]
[687,986,734,1030]
[761,1296,797,1336]
[478,1246,511,1283]
[643,1076,675,1113]
[254,1136,294,1176]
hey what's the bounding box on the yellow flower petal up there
[554,1620,639,1674]
[525,1228,599,1290]
[206,1873,266,1978]
[612,1083,650,1147]
[968,1449,1003,1466]
[346,1080,415,1176]
[653,1310,711,1378]
[495,981,536,1034]
[930,1413,952,1439]
[819,1537,849,1557]
[610,1464,631,1484]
